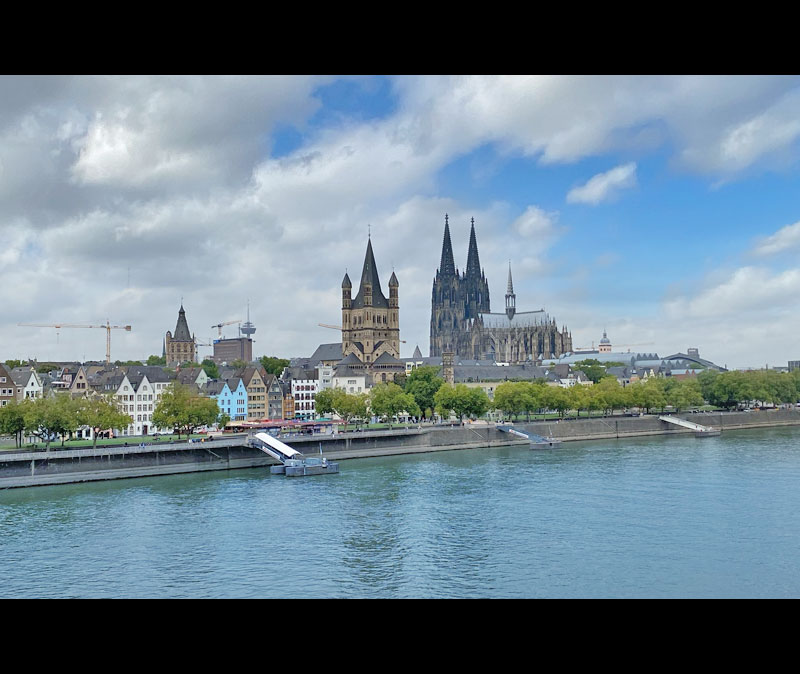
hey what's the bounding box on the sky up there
[2,74,800,370]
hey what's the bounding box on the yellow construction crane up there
[18,321,132,364]
[318,323,406,343]
[211,320,241,337]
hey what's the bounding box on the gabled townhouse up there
[0,363,16,407]
[69,365,91,397]
[111,367,175,436]
[176,366,208,390]
[266,374,284,419]
[206,378,248,421]
[286,367,319,421]
[239,366,269,421]
[9,367,44,401]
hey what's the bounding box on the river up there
[2,426,800,598]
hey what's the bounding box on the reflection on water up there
[2,427,800,598]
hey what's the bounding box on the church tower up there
[165,303,196,367]
[341,235,400,365]
[430,214,464,356]
[463,217,491,321]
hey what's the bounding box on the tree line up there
[0,383,221,450]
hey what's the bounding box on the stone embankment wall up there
[0,426,525,489]
[2,410,799,489]
[516,408,800,441]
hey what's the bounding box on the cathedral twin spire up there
[438,214,485,281]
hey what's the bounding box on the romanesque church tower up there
[341,236,400,365]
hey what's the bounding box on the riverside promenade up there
[2,409,800,489]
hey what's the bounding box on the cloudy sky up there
[2,75,800,370]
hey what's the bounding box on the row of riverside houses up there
[0,359,295,440]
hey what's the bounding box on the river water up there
[2,426,800,598]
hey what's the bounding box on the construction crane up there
[18,320,132,364]
[318,323,406,343]
[211,320,241,337]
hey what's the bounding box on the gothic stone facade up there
[165,304,196,367]
[430,216,572,363]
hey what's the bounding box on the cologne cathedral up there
[429,215,573,363]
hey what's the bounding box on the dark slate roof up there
[352,238,389,309]
[309,343,343,364]
[389,270,398,287]
[336,353,365,367]
[412,345,423,359]
[373,352,403,366]
[282,365,318,381]
[9,367,37,386]
[225,377,245,391]
[172,305,193,341]
[177,368,204,384]
[205,381,226,396]
[342,272,352,289]
[125,365,176,384]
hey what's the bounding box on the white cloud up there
[3,75,800,365]
[567,162,637,204]
[753,220,800,256]
[512,205,560,238]
[664,266,800,319]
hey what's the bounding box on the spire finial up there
[368,223,371,238]
[471,216,475,226]
[445,213,449,225]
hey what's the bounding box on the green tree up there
[665,379,704,412]
[201,359,220,380]
[404,366,444,419]
[230,359,248,370]
[153,384,219,438]
[147,355,167,366]
[493,381,527,420]
[0,400,27,447]
[4,359,25,370]
[77,395,132,449]
[22,395,83,449]
[434,384,489,421]
[259,356,290,376]
[316,387,369,428]
[573,359,618,384]
[218,412,231,429]
[370,383,420,422]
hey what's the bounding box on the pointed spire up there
[505,260,516,321]
[466,217,481,278]
[352,236,388,308]
[439,214,456,277]
[174,304,192,341]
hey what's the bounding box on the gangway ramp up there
[248,432,339,476]
[658,415,720,437]
[249,431,303,462]
[496,425,562,448]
